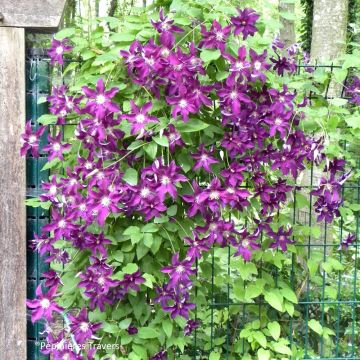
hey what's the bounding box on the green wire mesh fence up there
[25,52,359,360]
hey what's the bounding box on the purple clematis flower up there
[339,233,356,250]
[118,270,145,293]
[164,124,185,152]
[69,308,102,344]
[121,100,158,136]
[20,121,46,158]
[184,319,201,336]
[267,226,294,252]
[161,253,196,287]
[192,144,218,172]
[151,8,184,34]
[26,285,63,323]
[231,8,260,39]
[199,20,232,52]
[43,132,71,161]
[48,38,73,65]
[82,78,119,119]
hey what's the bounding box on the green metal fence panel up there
[26,49,51,360]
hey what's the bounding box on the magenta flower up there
[69,308,102,344]
[339,233,356,250]
[43,133,71,160]
[164,124,185,152]
[82,78,119,119]
[267,226,294,252]
[166,92,198,122]
[184,319,201,336]
[199,20,232,52]
[48,38,73,65]
[151,8,184,34]
[20,121,45,157]
[231,8,260,39]
[192,144,218,172]
[121,100,158,136]
[184,234,210,259]
[26,285,63,323]
[161,253,196,287]
[118,270,145,293]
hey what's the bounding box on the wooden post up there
[0,1,67,357]
[0,27,26,359]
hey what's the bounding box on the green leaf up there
[102,322,119,333]
[55,28,76,40]
[253,331,267,348]
[244,282,263,300]
[110,33,136,42]
[200,49,221,63]
[345,115,360,129]
[209,351,221,360]
[37,114,57,125]
[267,321,281,341]
[328,98,348,107]
[119,318,132,329]
[143,273,155,288]
[136,242,149,260]
[37,96,47,105]
[153,136,169,147]
[41,158,60,171]
[123,168,138,185]
[167,205,178,216]
[308,319,323,335]
[162,319,173,338]
[145,142,158,159]
[138,327,159,339]
[257,348,270,360]
[123,226,140,236]
[175,119,209,132]
[272,341,292,355]
[264,290,284,312]
[280,287,298,304]
[122,263,138,274]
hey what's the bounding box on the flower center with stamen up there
[200,154,208,161]
[275,118,282,126]
[101,197,110,207]
[209,191,220,200]
[140,187,150,198]
[55,46,64,55]
[230,91,238,99]
[58,220,66,229]
[136,114,145,123]
[176,265,185,273]
[215,31,224,41]
[161,176,170,185]
[49,185,57,194]
[96,95,106,105]
[254,61,262,70]
[98,277,105,286]
[242,239,250,247]
[235,61,244,70]
[179,99,188,108]
[40,298,51,309]
[53,143,61,151]
[29,135,37,144]
[79,322,89,332]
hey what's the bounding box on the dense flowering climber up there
[21,5,355,359]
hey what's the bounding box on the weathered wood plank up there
[0,27,26,359]
[0,0,67,30]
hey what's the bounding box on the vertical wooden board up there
[0,27,26,359]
